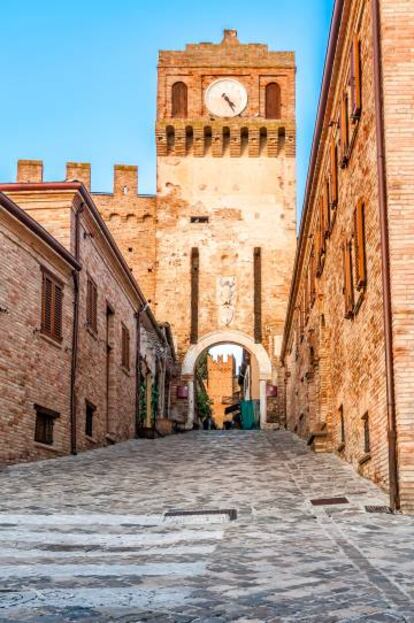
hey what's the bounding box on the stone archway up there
[181,329,272,430]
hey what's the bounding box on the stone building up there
[0,165,176,464]
[281,0,414,513]
[154,31,296,429]
[57,31,297,431]
[206,355,237,429]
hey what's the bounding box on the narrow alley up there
[0,431,413,622]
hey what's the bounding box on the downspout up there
[70,203,83,455]
[135,302,148,437]
[371,0,400,510]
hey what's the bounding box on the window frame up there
[34,404,60,446]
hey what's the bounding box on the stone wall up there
[155,31,297,424]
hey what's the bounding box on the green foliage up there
[197,351,209,380]
[197,390,212,421]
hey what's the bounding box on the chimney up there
[17,160,43,183]
[222,29,239,44]
[66,162,91,190]
[114,164,138,196]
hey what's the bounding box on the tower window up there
[172,82,188,118]
[265,82,281,119]
[190,216,209,224]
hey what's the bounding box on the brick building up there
[0,164,176,464]
[206,355,237,429]
[281,0,414,513]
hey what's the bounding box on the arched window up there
[172,82,188,118]
[265,82,281,119]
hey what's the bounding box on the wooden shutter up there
[351,34,362,120]
[265,83,281,119]
[340,94,349,167]
[41,270,63,341]
[254,247,262,343]
[54,284,63,340]
[354,199,367,289]
[310,246,316,305]
[329,138,338,209]
[190,248,199,344]
[315,217,322,276]
[86,278,98,332]
[42,274,53,335]
[172,82,188,118]
[343,240,354,318]
[322,180,330,238]
[122,325,130,369]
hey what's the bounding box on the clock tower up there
[154,30,296,426]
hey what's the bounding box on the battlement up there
[156,120,296,158]
[159,30,295,68]
[15,160,142,196]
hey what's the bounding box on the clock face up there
[205,78,248,117]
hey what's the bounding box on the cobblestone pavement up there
[0,431,413,623]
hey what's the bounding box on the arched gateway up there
[181,330,272,429]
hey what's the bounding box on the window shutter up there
[340,94,349,167]
[54,284,63,340]
[310,245,316,304]
[354,199,367,289]
[351,34,362,120]
[42,274,53,335]
[322,180,330,237]
[343,240,354,318]
[329,138,338,209]
[315,218,322,276]
[92,283,97,332]
[122,325,130,369]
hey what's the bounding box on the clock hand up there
[222,92,236,111]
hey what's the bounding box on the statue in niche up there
[217,276,236,326]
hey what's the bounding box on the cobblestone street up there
[0,431,413,622]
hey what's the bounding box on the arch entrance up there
[181,330,272,430]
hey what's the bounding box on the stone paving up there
[0,431,413,622]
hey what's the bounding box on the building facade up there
[281,0,414,513]
[206,355,237,429]
[0,165,176,464]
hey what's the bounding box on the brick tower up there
[154,30,296,425]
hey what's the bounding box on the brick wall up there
[282,0,414,512]
[0,201,74,462]
[206,355,236,428]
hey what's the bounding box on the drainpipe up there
[135,302,148,437]
[70,203,83,455]
[371,0,400,510]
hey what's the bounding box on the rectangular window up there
[34,404,59,445]
[85,401,96,437]
[354,200,367,290]
[86,277,98,332]
[121,324,130,370]
[322,179,330,237]
[362,412,370,454]
[41,269,63,342]
[190,216,209,224]
[343,240,354,318]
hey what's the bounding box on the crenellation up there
[66,162,91,189]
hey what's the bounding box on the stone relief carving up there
[217,276,237,326]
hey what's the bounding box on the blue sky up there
[1,0,333,213]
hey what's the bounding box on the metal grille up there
[164,509,237,523]
[365,505,393,514]
[310,497,349,506]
